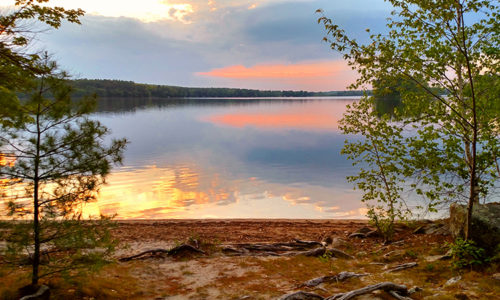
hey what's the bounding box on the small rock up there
[331,237,349,248]
[445,276,461,286]
[492,273,500,281]
[425,253,451,262]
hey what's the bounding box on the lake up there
[83,97,367,219]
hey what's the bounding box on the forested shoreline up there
[70,79,368,98]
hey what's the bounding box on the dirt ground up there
[112,219,369,246]
[2,219,500,299]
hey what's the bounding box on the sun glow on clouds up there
[198,60,358,91]
[0,0,194,23]
[199,61,349,79]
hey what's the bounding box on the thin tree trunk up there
[32,178,40,286]
[457,1,479,240]
[32,90,43,286]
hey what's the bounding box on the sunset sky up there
[1,0,392,91]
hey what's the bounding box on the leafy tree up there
[318,0,499,240]
[340,98,410,241]
[0,0,84,88]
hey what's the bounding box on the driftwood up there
[300,271,368,288]
[325,282,410,300]
[384,262,418,273]
[119,244,205,262]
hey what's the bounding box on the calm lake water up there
[84,97,367,219]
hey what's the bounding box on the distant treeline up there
[70,79,367,98]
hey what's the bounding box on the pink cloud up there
[196,60,358,91]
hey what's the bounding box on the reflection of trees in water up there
[93,97,358,114]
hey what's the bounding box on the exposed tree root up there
[278,282,411,300]
[300,271,369,288]
[388,290,414,300]
[120,239,352,261]
[325,282,410,300]
[19,285,50,300]
[119,244,205,262]
[222,239,353,258]
[278,291,324,300]
[227,239,323,252]
[384,262,418,273]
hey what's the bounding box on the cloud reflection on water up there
[203,99,347,131]
[89,163,365,219]
[83,97,366,219]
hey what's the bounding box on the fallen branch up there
[119,244,205,262]
[384,262,417,273]
[300,271,369,288]
[325,282,410,300]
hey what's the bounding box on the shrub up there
[449,238,489,270]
